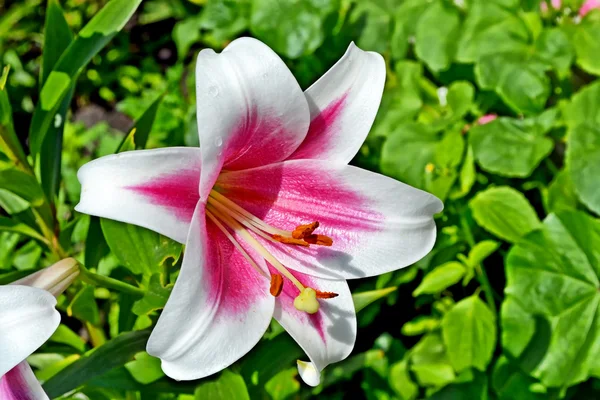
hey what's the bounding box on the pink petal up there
[146,203,274,380]
[76,148,201,244]
[288,43,385,164]
[0,362,49,400]
[195,37,310,199]
[272,268,356,386]
[216,160,443,279]
[580,0,600,16]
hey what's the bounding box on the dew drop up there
[214,137,223,147]
[53,114,63,128]
[208,86,219,97]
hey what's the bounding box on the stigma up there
[205,189,338,314]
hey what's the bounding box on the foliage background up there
[1,0,600,398]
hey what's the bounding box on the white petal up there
[216,160,443,279]
[195,37,310,199]
[147,204,275,380]
[0,361,49,400]
[289,43,386,163]
[76,148,201,244]
[274,272,356,387]
[0,286,60,377]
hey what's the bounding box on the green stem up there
[459,210,498,317]
[80,265,145,298]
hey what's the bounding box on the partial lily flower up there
[76,38,442,386]
[0,258,79,399]
[580,0,600,16]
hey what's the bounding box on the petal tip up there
[297,360,321,387]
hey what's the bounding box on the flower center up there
[205,189,337,314]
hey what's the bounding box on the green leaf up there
[29,0,143,155]
[414,1,460,72]
[0,216,47,243]
[101,219,181,276]
[0,66,29,171]
[195,370,250,400]
[413,262,466,296]
[0,168,45,206]
[389,360,418,400]
[470,186,541,243]
[466,240,500,267]
[566,123,600,215]
[132,274,172,316]
[250,0,335,59]
[410,332,456,387]
[391,1,428,59]
[545,169,578,214]
[117,94,164,152]
[535,27,574,77]
[475,53,550,115]
[428,369,489,400]
[574,19,600,76]
[49,324,87,353]
[85,217,110,268]
[492,356,548,400]
[442,295,497,372]
[469,117,554,177]
[68,285,101,325]
[562,80,600,130]
[43,330,150,398]
[401,315,440,336]
[264,368,300,400]
[501,211,600,388]
[124,352,164,384]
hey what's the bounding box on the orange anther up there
[316,290,339,299]
[292,221,320,239]
[303,234,333,247]
[270,274,284,297]
[272,234,310,247]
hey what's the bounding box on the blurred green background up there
[1,0,600,398]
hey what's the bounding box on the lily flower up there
[75,38,442,386]
[0,258,79,400]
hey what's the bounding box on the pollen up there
[316,290,339,299]
[294,288,320,314]
[303,234,333,246]
[272,234,310,247]
[292,221,320,239]
[270,274,284,297]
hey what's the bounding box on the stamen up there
[206,203,306,292]
[292,222,320,239]
[293,288,320,314]
[270,274,284,297]
[272,235,310,247]
[316,290,339,299]
[303,234,333,247]
[206,209,267,279]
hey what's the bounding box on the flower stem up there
[459,209,497,318]
[79,265,145,298]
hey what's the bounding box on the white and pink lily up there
[0,258,79,399]
[75,38,443,386]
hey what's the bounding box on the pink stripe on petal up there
[289,94,348,160]
[126,169,200,221]
[0,362,47,400]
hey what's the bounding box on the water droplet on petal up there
[214,137,223,147]
[208,86,219,97]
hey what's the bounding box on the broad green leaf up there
[466,240,500,267]
[173,17,203,60]
[0,188,32,215]
[391,1,428,59]
[117,94,164,152]
[132,274,172,316]
[545,169,578,214]
[470,186,541,243]
[450,146,476,200]
[85,216,110,268]
[428,369,489,400]
[101,219,181,276]
[195,370,250,400]
[456,0,529,63]
[353,286,397,313]
[446,81,475,121]
[413,262,466,296]
[43,330,151,398]
[124,352,164,384]
[264,368,300,400]
[0,216,47,243]
[562,80,600,129]
[348,1,392,54]
[501,211,600,388]
[250,0,335,59]
[574,19,600,76]
[401,316,440,336]
[534,27,574,77]
[492,356,548,400]
[410,332,456,387]
[389,360,418,400]
[414,1,460,72]
[67,285,100,325]
[198,0,250,48]
[469,117,554,177]
[566,123,600,215]
[0,168,45,207]
[475,53,550,115]
[29,0,143,155]
[442,295,496,372]
[49,324,87,353]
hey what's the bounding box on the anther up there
[272,234,310,247]
[303,234,333,246]
[316,290,339,299]
[292,222,320,239]
[270,274,284,297]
